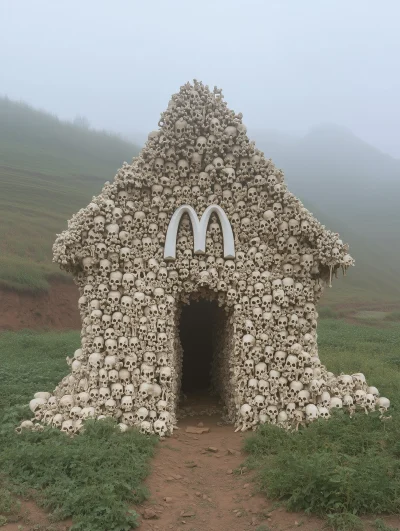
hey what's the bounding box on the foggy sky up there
[1,0,399,157]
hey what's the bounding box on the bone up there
[19,80,386,437]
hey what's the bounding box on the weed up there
[373,519,398,531]
[0,487,17,514]
[0,485,21,526]
[326,512,363,530]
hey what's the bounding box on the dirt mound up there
[0,281,80,331]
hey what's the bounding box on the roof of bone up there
[52,80,352,274]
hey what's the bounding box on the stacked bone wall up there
[23,80,390,436]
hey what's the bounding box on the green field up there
[0,97,139,291]
[0,320,399,529]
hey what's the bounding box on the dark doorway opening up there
[179,299,225,397]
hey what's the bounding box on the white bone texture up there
[20,80,386,437]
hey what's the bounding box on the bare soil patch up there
[135,412,323,531]
[0,281,79,331]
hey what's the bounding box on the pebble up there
[207,446,218,453]
[164,496,173,503]
[227,469,233,474]
[142,508,158,520]
[185,426,210,434]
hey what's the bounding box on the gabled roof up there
[53,80,354,284]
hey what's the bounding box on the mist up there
[1,0,399,158]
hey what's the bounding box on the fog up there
[1,0,399,157]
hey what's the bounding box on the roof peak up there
[114,79,278,190]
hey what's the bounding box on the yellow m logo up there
[164,205,235,260]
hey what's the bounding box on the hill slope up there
[0,97,139,291]
[253,125,400,305]
[1,98,399,306]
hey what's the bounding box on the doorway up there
[179,299,228,403]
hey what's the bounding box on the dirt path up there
[136,405,400,531]
[135,406,324,531]
[3,407,400,530]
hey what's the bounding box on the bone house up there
[23,80,390,437]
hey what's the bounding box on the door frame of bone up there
[22,80,390,438]
[177,290,233,402]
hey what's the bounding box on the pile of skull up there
[18,80,390,437]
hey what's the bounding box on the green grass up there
[318,306,341,319]
[1,322,400,529]
[373,519,398,531]
[0,97,139,292]
[354,311,389,321]
[245,320,400,530]
[318,319,400,394]
[0,330,157,530]
[384,311,400,322]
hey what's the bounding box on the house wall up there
[23,82,372,438]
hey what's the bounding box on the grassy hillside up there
[0,97,399,306]
[0,97,139,291]
[254,125,400,305]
